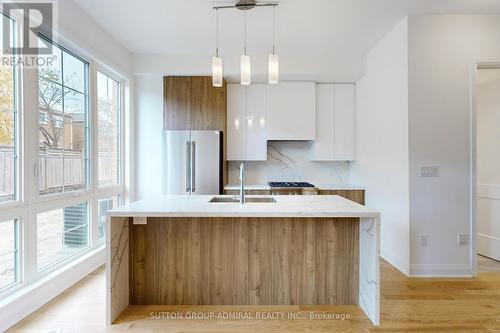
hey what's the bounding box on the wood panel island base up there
[107,195,380,326]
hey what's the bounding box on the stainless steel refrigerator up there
[163,130,223,195]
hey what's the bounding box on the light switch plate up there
[133,217,147,225]
[419,166,439,177]
[420,234,428,247]
[458,233,468,245]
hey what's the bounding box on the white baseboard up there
[409,263,472,277]
[380,252,410,276]
[0,246,105,332]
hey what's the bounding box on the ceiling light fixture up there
[211,0,279,87]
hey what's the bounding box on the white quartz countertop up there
[108,195,379,218]
[224,184,366,191]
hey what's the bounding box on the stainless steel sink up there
[246,197,276,203]
[209,196,276,203]
[209,196,240,203]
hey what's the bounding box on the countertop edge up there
[223,184,367,191]
[109,212,380,219]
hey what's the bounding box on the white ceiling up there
[73,0,500,58]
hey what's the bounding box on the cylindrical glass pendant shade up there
[268,54,279,85]
[240,54,251,86]
[212,56,223,87]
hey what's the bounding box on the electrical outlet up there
[458,233,468,245]
[420,234,428,248]
[419,166,439,177]
[133,216,147,225]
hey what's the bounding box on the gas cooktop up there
[268,182,315,188]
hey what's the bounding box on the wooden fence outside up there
[0,146,116,200]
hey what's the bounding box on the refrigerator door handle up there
[185,141,191,193]
[191,141,196,192]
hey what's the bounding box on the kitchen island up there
[106,195,380,325]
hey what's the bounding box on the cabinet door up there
[310,84,335,160]
[164,76,226,131]
[266,82,316,140]
[227,84,246,160]
[246,85,267,161]
[334,84,355,160]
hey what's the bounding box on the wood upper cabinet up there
[266,82,316,141]
[227,84,267,161]
[163,76,227,131]
[310,83,355,161]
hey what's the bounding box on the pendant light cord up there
[215,9,219,57]
[272,5,276,54]
[244,10,247,55]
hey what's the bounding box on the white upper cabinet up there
[334,84,355,161]
[310,84,335,160]
[246,85,267,160]
[266,82,316,141]
[310,84,355,161]
[227,84,247,161]
[227,84,267,161]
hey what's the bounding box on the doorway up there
[475,66,500,272]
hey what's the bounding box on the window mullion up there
[23,63,40,285]
[89,62,99,247]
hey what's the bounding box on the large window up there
[97,72,121,187]
[0,219,20,291]
[0,28,127,298]
[37,203,88,271]
[0,14,18,203]
[38,36,89,196]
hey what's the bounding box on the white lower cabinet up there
[227,84,267,161]
[310,84,355,161]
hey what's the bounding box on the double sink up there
[209,196,276,203]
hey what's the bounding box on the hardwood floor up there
[8,260,500,333]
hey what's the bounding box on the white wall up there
[133,54,366,83]
[350,18,410,275]
[134,75,164,199]
[476,70,500,261]
[408,15,500,276]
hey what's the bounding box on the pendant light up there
[212,1,278,86]
[212,8,223,87]
[240,10,251,85]
[268,5,279,84]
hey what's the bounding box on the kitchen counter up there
[106,195,380,327]
[108,194,378,218]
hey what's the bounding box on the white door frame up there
[470,60,500,277]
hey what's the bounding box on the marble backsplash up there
[227,141,350,185]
